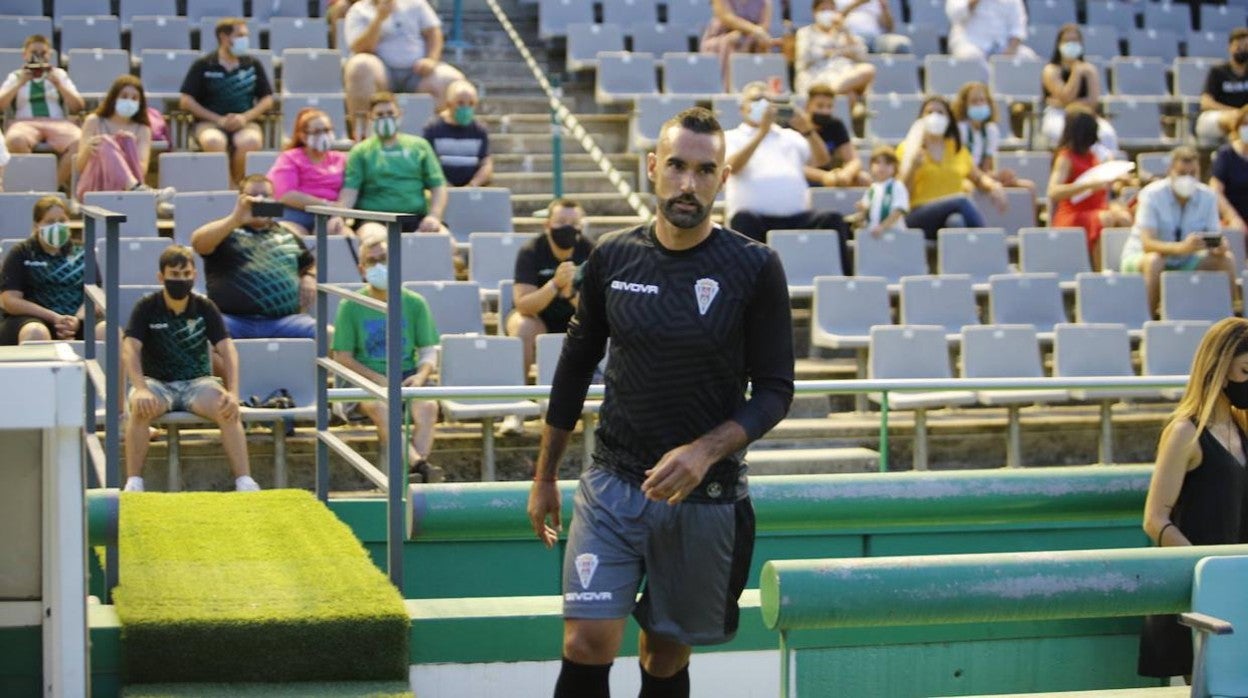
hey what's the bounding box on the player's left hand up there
[642,442,714,505]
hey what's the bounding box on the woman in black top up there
[1040,23,1118,152]
[1139,317,1248,679]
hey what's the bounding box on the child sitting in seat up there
[854,146,909,236]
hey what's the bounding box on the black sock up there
[638,662,689,698]
[554,656,612,698]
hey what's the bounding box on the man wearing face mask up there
[179,18,274,186]
[0,35,84,191]
[422,79,493,188]
[0,196,91,345]
[121,245,259,493]
[1196,28,1248,146]
[802,84,868,187]
[1121,147,1235,316]
[945,0,1036,70]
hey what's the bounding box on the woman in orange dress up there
[1047,105,1131,270]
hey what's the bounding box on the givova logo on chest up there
[610,279,660,295]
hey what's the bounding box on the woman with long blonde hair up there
[1138,317,1248,680]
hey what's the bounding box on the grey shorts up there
[562,465,755,646]
[384,64,422,93]
[132,376,224,413]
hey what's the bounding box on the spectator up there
[897,96,1003,239]
[331,234,444,483]
[0,35,84,191]
[1196,28,1248,146]
[832,0,911,54]
[180,18,274,186]
[701,0,779,91]
[1120,147,1234,315]
[327,0,362,49]
[75,75,173,201]
[0,195,87,345]
[1040,24,1118,151]
[954,80,1034,194]
[422,79,493,187]
[725,81,849,271]
[803,84,868,187]
[339,91,448,238]
[343,0,466,136]
[191,174,317,339]
[854,146,909,236]
[268,107,349,237]
[122,245,259,493]
[1211,105,1248,231]
[945,0,1035,69]
[1047,106,1133,270]
[794,4,876,118]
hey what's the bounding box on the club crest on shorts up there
[575,553,599,590]
[695,278,719,316]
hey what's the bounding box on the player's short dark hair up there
[661,107,722,139]
[238,173,272,193]
[548,198,582,218]
[159,245,195,273]
[369,91,398,111]
[215,17,246,42]
[32,195,65,223]
[869,146,898,167]
[807,84,836,101]
[1231,27,1248,44]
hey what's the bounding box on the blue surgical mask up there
[365,263,387,290]
[967,104,992,123]
[230,35,250,55]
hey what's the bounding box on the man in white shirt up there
[946,0,1036,69]
[0,35,84,190]
[834,0,911,54]
[725,82,849,272]
[343,0,465,137]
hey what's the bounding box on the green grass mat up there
[114,490,409,683]
[122,682,412,697]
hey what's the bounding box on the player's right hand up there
[527,480,562,548]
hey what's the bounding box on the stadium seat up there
[438,334,541,480]
[1027,25,1061,59]
[1174,58,1215,102]
[130,16,192,60]
[961,324,1066,468]
[159,152,231,192]
[496,279,514,336]
[595,51,659,104]
[120,0,177,30]
[906,23,944,59]
[972,188,1037,234]
[54,0,110,25]
[251,0,309,27]
[244,150,280,176]
[1054,322,1147,464]
[4,155,57,192]
[1187,555,1248,698]
[869,325,976,470]
[1110,56,1168,96]
[538,0,593,40]
[140,49,199,100]
[280,94,347,143]
[868,54,920,95]
[171,190,236,244]
[443,188,513,244]
[899,274,979,341]
[66,49,131,98]
[231,338,316,484]
[0,16,51,48]
[994,152,1051,197]
[1184,32,1227,60]
[1135,151,1172,179]
[0,192,64,241]
[808,187,867,216]
[1160,270,1234,323]
[811,275,891,351]
[1085,0,1137,35]
[1140,1,1190,32]
[566,23,624,72]
[989,55,1044,100]
[1127,28,1182,64]
[0,50,29,78]
[766,230,844,298]
[95,237,186,288]
[866,93,925,143]
[468,232,525,302]
[1018,227,1092,287]
[1080,24,1122,55]
[60,17,121,57]
[664,0,711,34]
[321,235,363,284]
[905,0,947,28]
[728,53,789,94]
[186,0,244,22]
[988,273,1067,340]
[936,228,1010,288]
[395,93,436,135]
[396,233,457,282]
[712,93,743,130]
[281,49,343,94]
[631,94,699,149]
[1027,0,1077,26]
[1075,272,1150,336]
[924,55,990,96]
[405,281,485,335]
[268,17,328,53]
[1100,227,1132,272]
[82,192,160,239]
[1141,319,1210,399]
[629,22,689,55]
[854,227,927,286]
[1200,4,1245,32]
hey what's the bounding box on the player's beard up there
[658,193,712,229]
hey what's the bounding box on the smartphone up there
[250,200,285,217]
[1203,234,1223,249]
[775,103,795,125]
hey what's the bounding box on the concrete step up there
[512,214,645,234]
[493,152,641,173]
[493,171,637,195]
[746,447,881,475]
[489,131,630,155]
[482,113,629,136]
[512,192,640,217]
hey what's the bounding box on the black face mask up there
[1235,50,1248,65]
[163,278,193,301]
[810,113,836,128]
[549,225,580,251]
[1225,378,1248,409]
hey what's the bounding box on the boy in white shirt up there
[856,146,909,236]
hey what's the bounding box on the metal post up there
[385,220,404,590]
[913,409,928,471]
[1006,405,1021,468]
[273,423,287,489]
[82,217,98,480]
[1099,401,1114,465]
[854,349,867,413]
[878,390,889,472]
[446,0,468,57]
[314,212,330,502]
[551,79,564,199]
[167,425,181,491]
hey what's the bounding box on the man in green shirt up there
[337,90,448,239]
[331,233,444,482]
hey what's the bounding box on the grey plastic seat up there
[924,55,989,95]
[937,228,1010,289]
[595,51,659,105]
[534,332,602,468]
[66,49,130,98]
[1054,322,1152,463]
[1085,0,1137,34]
[82,192,160,239]
[468,232,525,303]
[989,55,1044,100]
[1103,97,1171,149]
[632,94,699,150]
[1136,152,1172,181]
[130,16,191,61]
[396,233,456,282]
[496,279,514,336]
[1160,271,1234,322]
[95,237,193,288]
[405,281,485,335]
[971,188,1037,235]
[566,23,624,72]
[767,230,844,298]
[1080,24,1122,55]
[1126,28,1181,64]
[280,49,343,94]
[1183,32,1225,60]
[812,275,890,408]
[603,0,658,25]
[994,152,1051,196]
[661,52,723,97]
[867,55,919,95]
[1100,227,1133,272]
[443,188,513,244]
[280,94,347,144]
[1174,58,1216,102]
[1027,0,1077,26]
[1200,4,1244,32]
[1075,272,1150,334]
[245,150,280,177]
[119,0,177,30]
[854,227,927,287]
[1110,56,1167,96]
[159,152,230,192]
[4,155,57,192]
[0,16,51,48]
[268,17,328,54]
[1142,319,1210,399]
[1018,227,1092,287]
[906,0,948,28]
[899,274,978,341]
[711,93,743,130]
[538,0,594,40]
[961,324,1066,468]
[907,22,944,59]
[988,273,1067,340]
[186,0,244,22]
[809,187,867,216]
[629,22,689,56]
[321,235,363,284]
[438,334,541,480]
[51,0,109,25]
[60,16,121,56]
[140,49,199,99]
[664,0,711,34]
[251,0,309,27]
[869,325,977,470]
[171,190,235,244]
[395,93,435,135]
[728,53,789,94]
[1140,1,1189,32]
[0,193,64,241]
[866,93,925,143]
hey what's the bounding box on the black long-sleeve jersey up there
[546,223,795,503]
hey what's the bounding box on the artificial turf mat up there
[122,682,412,697]
[113,490,409,683]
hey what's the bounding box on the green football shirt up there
[331,287,439,375]
[343,134,447,216]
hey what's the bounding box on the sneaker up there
[235,475,261,491]
[408,459,446,484]
[499,414,526,436]
[123,476,145,492]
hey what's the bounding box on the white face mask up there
[307,133,333,152]
[1171,174,1197,199]
[924,112,949,136]
[230,35,250,55]
[115,97,140,119]
[1058,41,1083,61]
[747,98,768,124]
[815,10,838,28]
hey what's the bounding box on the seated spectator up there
[1120,147,1235,315]
[343,0,465,136]
[268,107,349,237]
[191,175,317,339]
[0,195,88,345]
[422,79,492,188]
[1211,105,1248,231]
[331,233,444,483]
[0,35,84,191]
[803,84,868,187]
[327,0,361,49]
[1040,24,1118,152]
[122,245,259,493]
[339,91,448,237]
[1047,106,1133,270]
[954,81,1034,194]
[795,5,875,118]
[1197,28,1248,146]
[946,0,1035,70]
[725,82,849,270]
[897,96,1003,239]
[179,18,275,186]
[854,146,909,236]
[701,0,779,91]
[75,75,173,201]
[833,0,910,54]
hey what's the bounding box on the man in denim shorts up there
[122,245,258,492]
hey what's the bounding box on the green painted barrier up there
[87,488,118,548]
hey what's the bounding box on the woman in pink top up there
[267,108,348,237]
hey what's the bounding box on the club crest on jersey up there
[575,553,599,590]
[695,278,719,315]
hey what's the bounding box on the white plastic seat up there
[1186,555,1248,698]
[1160,270,1235,323]
[767,229,844,298]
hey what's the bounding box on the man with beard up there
[526,107,795,698]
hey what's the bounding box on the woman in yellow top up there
[896,96,1008,239]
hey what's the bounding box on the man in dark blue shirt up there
[421,79,492,187]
